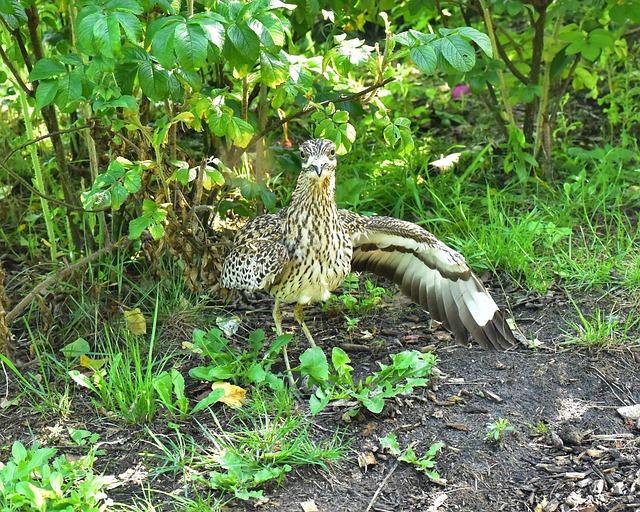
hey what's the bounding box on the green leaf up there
[393,31,419,47]
[193,12,226,52]
[93,13,121,59]
[191,387,226,414]
[111,182,128,210]
[138,61,170,100]
[76,8,104,54]
[60,338,91,358]
[437,35,476,72]
[29,59,67,81]
[129,216,150,239]
[226,21,260,73]
[299,346,328,383]
[250,12,285,49]
[332,110,349,124]
[379,433,401,455]
[456,26,493,57]
[35,80,59,110]
[107,0,143,15]
[112,11,142,43]
[410,45,437,74]
[0,0,27,29]
[227,117,254,147]
[151,24,177,69]
[124,168,142,192]
[175,21,208,71]
[259,51,288,87]
[55,68,83,113]
[409,29,436,45]
[362,393,384,414]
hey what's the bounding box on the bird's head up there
[299,139,337,180]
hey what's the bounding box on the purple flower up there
[452,84,471,99]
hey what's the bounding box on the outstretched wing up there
[220,213,290,292]
[341,211,516,350]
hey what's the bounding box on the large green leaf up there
[93,13,121,58]
[112,11,142,43]
[77,11,102,53]
[0,0,27,29]
[106,0,143,14]
[437,35,476,72]
[174,21,208,71]
[35,80,59,110]
[151,23,178,69]
[250,12,285,50]
[226,21,260,73]
[193,12,226,52]
[259,51,288,87]
[455,26,493,57]
[55,68,83,113]
[410,45,437,74]
[138,61,170,100]
[29,59,67,81]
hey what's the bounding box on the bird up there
[220,138,516,376]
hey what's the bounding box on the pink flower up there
[452,85,471,99]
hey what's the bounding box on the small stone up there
[611,481,625,496]
[550,430,564,449]
[558,425,584,445]
[592,479,605,494]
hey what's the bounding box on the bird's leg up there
[273,299,296,388]
[294,303,317,347]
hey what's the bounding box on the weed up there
[301,347,437,420]
[379,433,444,484]
[144,388,347,502]
[527,421,549,436]
[485,418,514,444]
[325,274,391,316]
[188,327,290,395]
[562,301,639,349]
[0,434,113,511]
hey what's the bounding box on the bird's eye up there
[329,148,336,158]
[300,151,307,161]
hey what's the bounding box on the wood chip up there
[445,423,469,431]
[485,390,503,402]
[564,471,589,479]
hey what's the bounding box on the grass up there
[562,298,640,349]
[144,387,348,503]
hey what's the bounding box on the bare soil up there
[1,280,639,512]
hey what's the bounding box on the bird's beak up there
[312,164,323,177]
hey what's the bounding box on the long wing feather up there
[342,211,516,350]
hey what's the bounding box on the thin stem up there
[18,90,58,261]
[479,0,515,127]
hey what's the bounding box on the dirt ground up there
[1,280,639,512]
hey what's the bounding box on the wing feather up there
[344,212,516,349]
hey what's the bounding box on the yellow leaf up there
[124,308,147,335]
[79,354,108,371]
[211,382,246,407]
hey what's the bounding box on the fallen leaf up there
[80,354,108,371]
[300,500,319,512]
[124,308,147,335]
[211,382,246,407]
[358,451,376,468]
[0,397,18,409]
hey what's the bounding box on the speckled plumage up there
[220,139,517,352]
